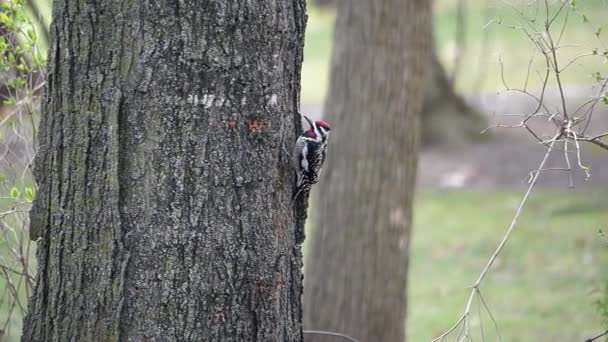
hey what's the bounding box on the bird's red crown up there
[315,121,331,130]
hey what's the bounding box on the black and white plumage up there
[293,115,331,201]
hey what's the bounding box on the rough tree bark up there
[303,0,430,341]
[24,0,308,341]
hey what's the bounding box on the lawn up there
[302,0,608,103]
[409,191,608,341]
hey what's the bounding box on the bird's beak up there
[303,115,314,128]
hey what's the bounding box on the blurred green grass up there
[302,0,608,103]
[408,191,608,341]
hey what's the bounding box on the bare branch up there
[432,132,560,342]
[563,140,574,188]
[579,135,608,151]
[580,78,608,134]
[478,289,503,342]
[584,329,608,342]
[559,53,596,73]
[545,28,569,121]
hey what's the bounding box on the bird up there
[292,115,331,202]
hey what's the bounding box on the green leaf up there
[24,186,34,201]
[27,28,36,42]
[0,12,10,25]
[14,76,26,88]
[582,14,588,23]
[596,27,603,38]
[10,187,20,199]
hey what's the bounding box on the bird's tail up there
[292,182,311,203]
[292,182,311,244]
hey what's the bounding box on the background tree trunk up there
[303,0,430,341]
[311,0,334,8]
[307,0,485,146]
[421,45,486,145]
[23,0,308,340]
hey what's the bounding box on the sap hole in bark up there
[247,120,267,132]
[224,119,238,128]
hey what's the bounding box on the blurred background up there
[0,0,607,341]
[302,1,608,341]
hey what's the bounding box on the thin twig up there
[563,140,574,188]
[476,294,487,342]
[524,167,571,184]
[581,136,608,151]
[432,132,560,342]
[477,289,503,342]
[303,330,361,342]
[0,263,33,281]
[584,329,608,342]
[579,78,608,134]
[545,28,569,121]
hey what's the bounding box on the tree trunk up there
[311,0,335,8]
[421,45,486,145]
[305,0,483,146]
[24,0,308,341]
[303,0,430,341]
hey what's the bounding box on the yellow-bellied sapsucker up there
[293,115,331,201]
